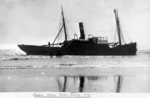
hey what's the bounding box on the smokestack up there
[79,22,85,39]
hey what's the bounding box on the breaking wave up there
[0,49,150,69]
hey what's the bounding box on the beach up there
[0,50,150,92]
[0,67,150,92]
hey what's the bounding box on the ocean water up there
[0,49,150,92]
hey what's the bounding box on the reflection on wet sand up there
[63,76,67,92]
[0,71,149,92]
[116,76,123,93]
[79,76,85,92]
[56,75,124,92]
[56,76,85,92]
[56,76,68,92]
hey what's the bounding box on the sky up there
[0,0,150,50]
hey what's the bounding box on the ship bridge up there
[88,37,108,44]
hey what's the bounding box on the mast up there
[114,9,122,45]
[61,6,67,41]
[52,6,67,44]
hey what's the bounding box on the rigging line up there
[49,13,62,42]
[66,22,76,34]
[120,23,132,42]
[52,25,64,44]
[119,22,132,43]
[113,29,117,42]
[126,32,132,42]
[48,23,60,42]
[63,20,72,39]
[55,22,64,43]
[120,31,125,44]
[119,25,125,44]
[63,16,78,39]
[66,22,77,39]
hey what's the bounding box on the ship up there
[18,7,137,56]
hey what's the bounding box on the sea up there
[0,49,150,93]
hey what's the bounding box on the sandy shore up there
[1,67,150,76]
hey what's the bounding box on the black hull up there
[18,45,61,56]
[18,42,136,56]
[61,41,136,55]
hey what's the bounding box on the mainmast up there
[61,6,67,41]
[114,9,122,45]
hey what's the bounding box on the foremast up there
[114,9,122,45]
[61,6,67,41]
[52,6,67,44]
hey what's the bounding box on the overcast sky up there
[0,0,150,50]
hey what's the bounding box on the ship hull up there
[18,42,136,56]
[18,45,61,56]
[61,41,136,55]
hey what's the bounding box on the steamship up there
[18,7,137,56]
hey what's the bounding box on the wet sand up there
[0,67,150,92]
